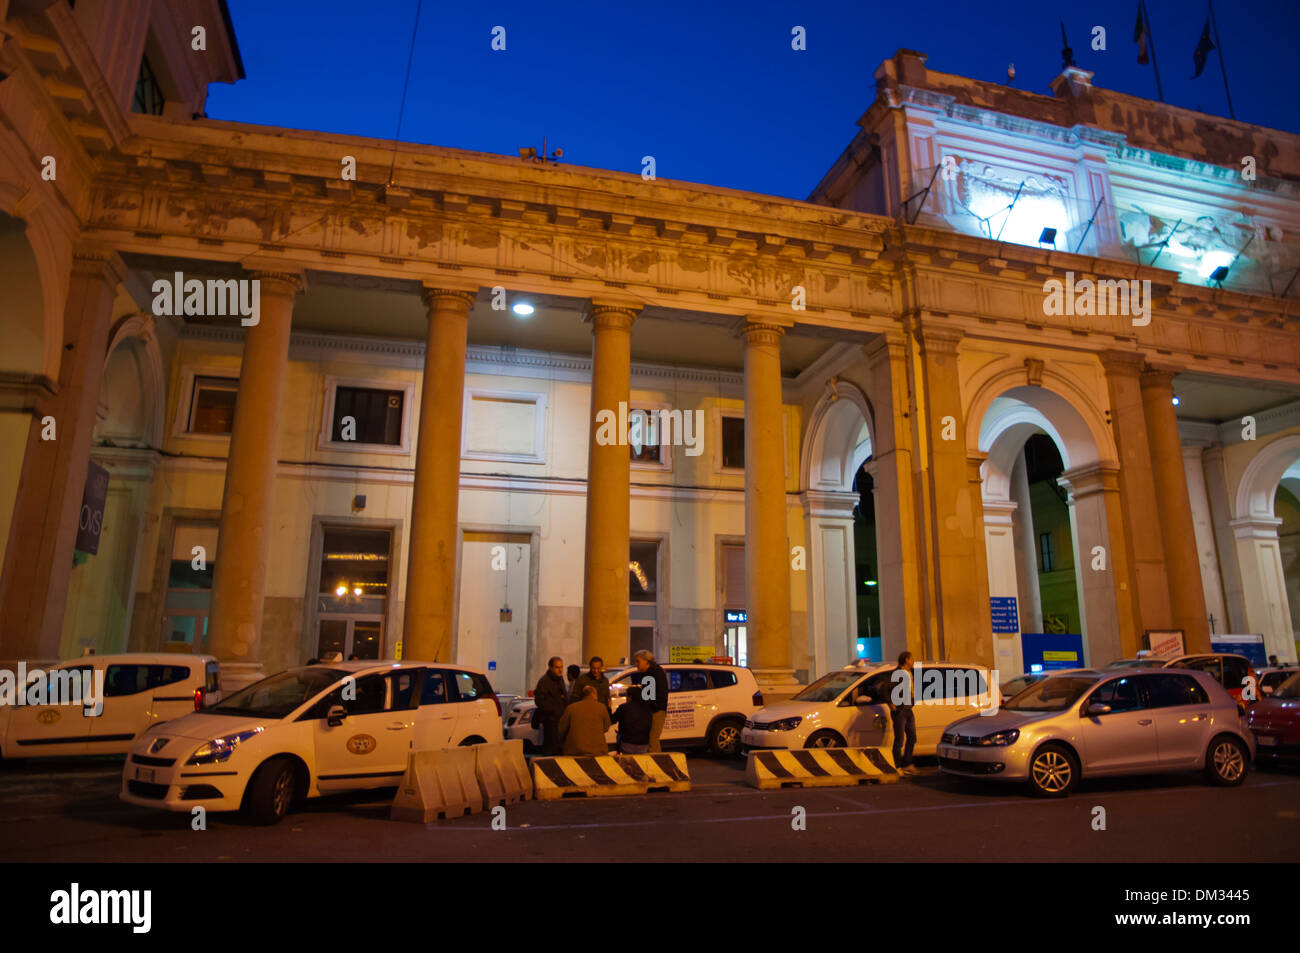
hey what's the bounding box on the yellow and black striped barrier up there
[744,746,899,789]
[531,752,691,799]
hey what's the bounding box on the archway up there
[1232,434,1300,662]
[800,381,876,678]
[977,386,1121,676]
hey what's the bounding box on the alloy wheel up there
[1032,750,1071,793]
[1213,741,1244,782]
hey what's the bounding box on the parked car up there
[1000,668,1098,704]
[1104,657,1166,669]
[1257,666,1300,697]
[741,660,993,754]
[119,660,501,824]
[1247,671,1300,764]
[1161,654,1257,710]
[937,668,1254,797]
[505,663,761,756]
[0,653,220,760]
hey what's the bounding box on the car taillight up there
[752,691,763,706]
[193,688,206,711]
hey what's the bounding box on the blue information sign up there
[1021,632,1086,673]
[989,597,1019,634]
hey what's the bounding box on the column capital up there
[1139,364,1177,392]
[1059,462,1122,499]
[420,281,478,311]
[244,265,306,297]
[739,318,787,345]
[586,298,640,331]
[864,329,907,364]
[1098,349,1146,375]
[912,324,964,355]
[0,370,58,416]
[70,245,128,286]
[1230,515,1283,539]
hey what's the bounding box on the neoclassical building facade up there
[1,4,1297,694]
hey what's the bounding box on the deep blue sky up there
[208,0,1300,199]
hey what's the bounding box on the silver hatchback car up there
[936,668,1255,797]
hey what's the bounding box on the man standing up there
[887,650,917,776]
[565,664,582,703]
[558,685,612,756]
[571,656,611,709]
[534,656,568,756]
[612,681,652,754]
[632,649,669,753]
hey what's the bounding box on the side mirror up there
[1085,702,1111,717]
[326,704,347,727]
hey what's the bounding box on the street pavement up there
[1,754,1297,862]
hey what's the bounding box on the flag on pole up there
[1192,18,1215,78]
[1134,4,1150,64]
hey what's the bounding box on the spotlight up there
[352,586,362,597]
[1209,265,1230,287]
[512,301,535,316]
[334,585,347,597]
[1172,395,1181,407]
[1038,227,1057,247]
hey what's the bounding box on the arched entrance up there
[1232,433,1300,662]
[977,386,1121,675]
[801,381,876,678]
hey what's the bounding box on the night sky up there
[207,0,1300,199]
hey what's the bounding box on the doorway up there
[457,531,531,695]
[314,526,392,660]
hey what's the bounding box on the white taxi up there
[0,653,220,760]
[505,663,763,756]
[120,660,501,824]
[741,661,994,754]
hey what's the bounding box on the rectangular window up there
[331,386,404,446]
[1039,532,1055,573]
[188,377,238,435]
[721,415,745,470]
[630,540,658,603]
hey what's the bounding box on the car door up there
[137,664,200,733]
[843,672,890,747]
[924,667,988,749]
[1077,675,1158,774]
[309,672,413,792]
[666,668,710,742]
[410,668,459,750]
[3,665,96,756]
[448,670,498,745]
[1144,673,1213,768]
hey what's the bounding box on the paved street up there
[2,754,1297,863]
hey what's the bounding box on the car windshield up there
[1003,675,1098,712]
[206,667,349,719]
[1274,672,1300,700]
[791,670,863,702]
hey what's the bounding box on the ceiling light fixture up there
[512,302,535,317]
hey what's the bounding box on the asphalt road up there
[1,753,1297,863]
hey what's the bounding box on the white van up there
[0,653,220,759]
[741,661,994,754]
[120,660,501,824]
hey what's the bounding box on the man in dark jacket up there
[570,656,611,709]
[558,685,611,756]
[633,649,670,752]
[612,682,653,754]
[534,656,568,756]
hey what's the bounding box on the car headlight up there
[771,717,802,731]
[977,728,1019,747]
[185,728,264,765]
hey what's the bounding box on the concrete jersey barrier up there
[745,746,900,789]
[531,752,690,799]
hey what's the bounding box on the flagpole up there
[1208,0,1236,119]
[1142,0,1165,101]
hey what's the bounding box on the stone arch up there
[101,313,166,447]
[0,181,67,382]
[971,379,1121,675]
[1234,433,1300,522]
[800,380,876,678]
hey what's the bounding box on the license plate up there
[134,767,155,782]
[1257,736,1277,747]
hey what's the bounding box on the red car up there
[1247,672,1300,764]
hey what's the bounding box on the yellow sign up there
[1043,651,1079,662]
[669,645,714,663]
[346,733,376,755]
[394,641,403,661]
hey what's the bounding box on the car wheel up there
[707,719,744,757]
[1205,734,1248,786]
[805,730,846,749]
[245,757,296,825]
[1027,743,1078,798]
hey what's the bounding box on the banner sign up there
[74,461,110,555]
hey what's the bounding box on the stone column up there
[1058,464,1129,665]
[0,247,125,662]
[982,497,1023,678]
[914,323,993,667]
[1182,443,1229,635]
[1100,350,1172,639]
[1010,454,1044,635]
[1140,367,1211,651]
[402,283,478,661]
[801,489,859,677]
[581,300,640,664]
[863,334,928,662]
[743,318,796,686]
[1203,445,1248,632]
[1231,517,1297,663]
[207,269,303,682]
